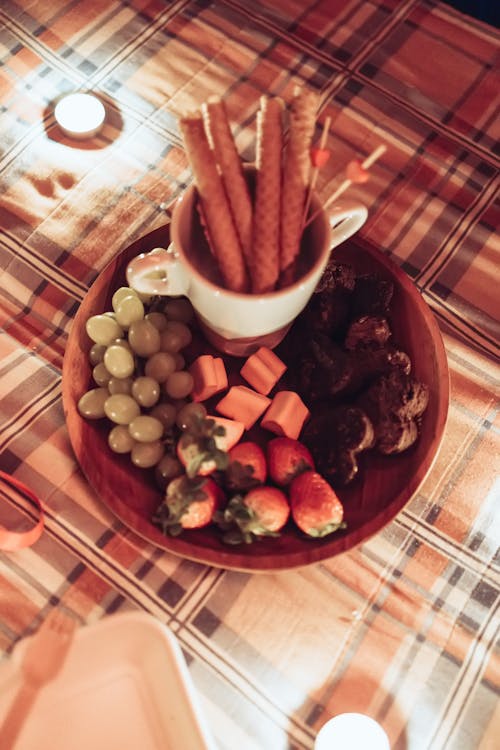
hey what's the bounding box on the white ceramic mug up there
[126,173,367,356]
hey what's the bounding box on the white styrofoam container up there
[0,611,218,750]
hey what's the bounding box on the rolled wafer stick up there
[179,111,249,293]
[305,144,387,228]
[203,96,253,271]
[280,88,319,279]
[252,96,283,293]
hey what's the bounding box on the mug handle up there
[126,246,189,296]
[328,202,368,244]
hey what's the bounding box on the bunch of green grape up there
[77,286,206,487]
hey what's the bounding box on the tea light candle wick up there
[315,712,390,749]
[54,92,105,139]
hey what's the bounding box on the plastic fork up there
[0,609,77,749]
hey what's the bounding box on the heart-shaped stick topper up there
[304,144,387,228]
[310,146,331,168]
[346,158,369,183]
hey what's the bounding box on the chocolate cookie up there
[350,273,394,317]
[344,316,392,351]
[303,405,375,486]
[359,369,429,454]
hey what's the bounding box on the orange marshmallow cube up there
[240,346,287,395]
[261,391,310,440]
[189,355,228,402]
[216,385,271,430]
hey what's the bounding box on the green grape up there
[128,319,161,357]
[128,415,164,442]
[159,328,185,353]
[104,394,140,424]
[164,297,194,324]
[131,376,160,408]
[112,286,139,311]
[155,454,183,490]
[175,402,207,430]
[85,314,123,346]
[77,388,109,419]
[89,343,106,366]
[108,376,133,395]
[82,282,198,478]
[131,440,164,468]
[108,424,136,453]
[93,362,111,387]
[114,294,145,328]
[144,351,176,383]
[164,370,194,399]
[149,402,177,430]
[104,344,135,379]
[110,338,132,351]
[164,320,192,348]
[145,312,169,332]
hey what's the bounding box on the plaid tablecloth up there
[0,1,499,748]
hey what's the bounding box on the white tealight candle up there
[54,92,105,140]
[315,713,390,750]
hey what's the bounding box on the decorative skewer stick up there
[305,144,387,228]
[301,115,331,227]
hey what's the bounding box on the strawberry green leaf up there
[217,496,282,540]
[152,475,213,535]
[305,521,347,538]
[166,522,183,537]
[225,460,260,491]
[186,451,212,478]
[222,529,246,545]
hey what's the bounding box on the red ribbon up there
[0,470,45,551]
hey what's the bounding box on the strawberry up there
[176,414,244,477]
[267,437,314,486]
[153,475,225,535]
[225,441,267,490]
[215,486,289,544]
[289,470,345,537]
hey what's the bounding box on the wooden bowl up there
[62,225,449,571]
